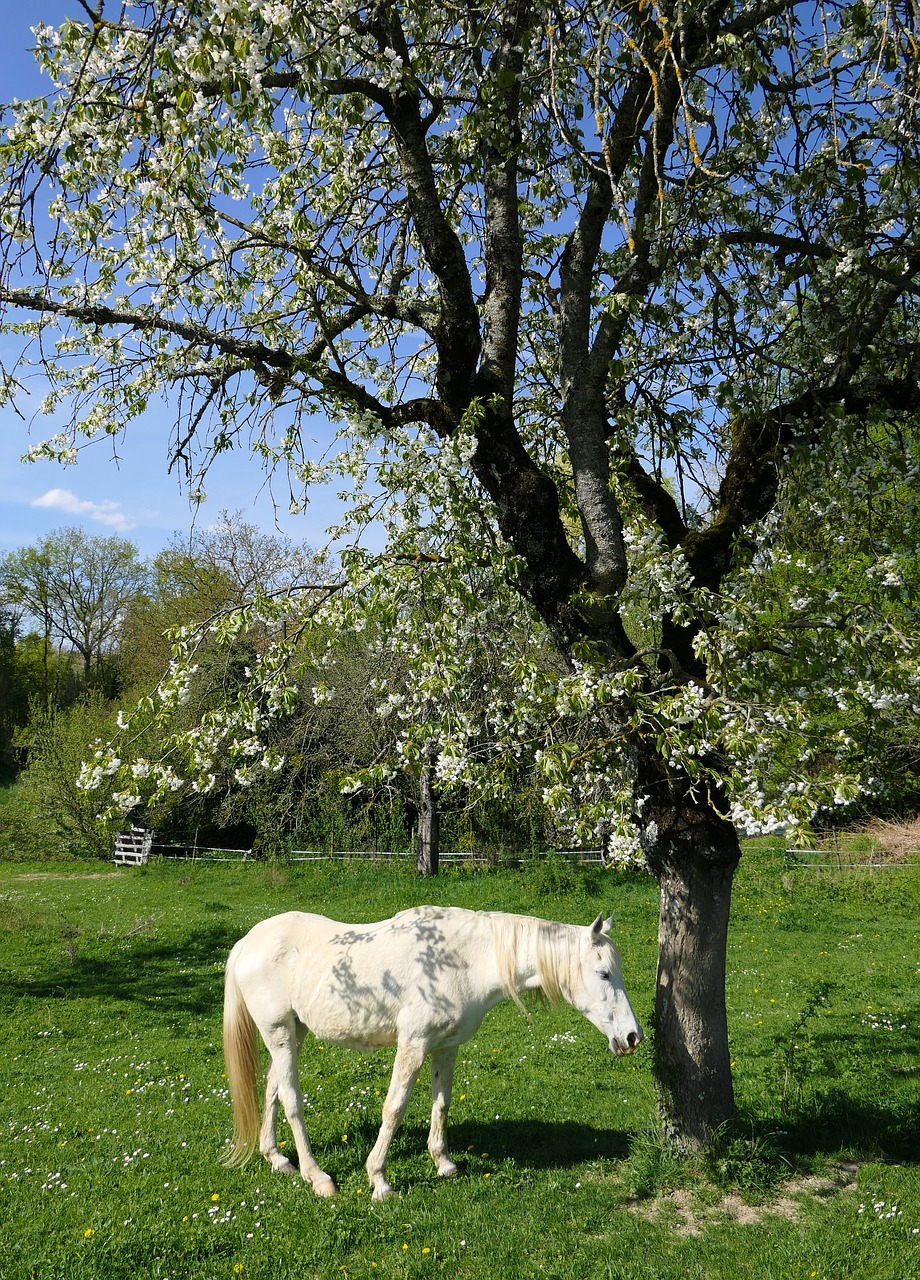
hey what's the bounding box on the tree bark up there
[416,764,439,877]
[638,771,740,1148]
[654,850,737,1147]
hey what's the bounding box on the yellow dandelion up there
[211,1193,220,1202]
[422,1247,431,1255]
[234,1265,245,1276]
[83,1229,95,1239]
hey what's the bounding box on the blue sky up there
[0,2,339,560]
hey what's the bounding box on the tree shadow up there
[756,1016,920,1166]
[0,923,239,1018]
[765,1090,920,1166]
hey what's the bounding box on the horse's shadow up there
[451,1116,633,1168]
[362,1116,633,1172]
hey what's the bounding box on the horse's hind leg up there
[427,1045,460,1179]
[263,1021,336,1198]
[259,1062,296,1174]
[366,1039,426,1200]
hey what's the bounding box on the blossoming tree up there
[2,0,919,1148]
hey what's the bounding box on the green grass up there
[1,853,918,1279]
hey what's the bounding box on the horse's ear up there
[603,913,615,935]
[590,913,605,936]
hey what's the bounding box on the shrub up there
[0,695,119,860]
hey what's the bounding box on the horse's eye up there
[598,970,610,982]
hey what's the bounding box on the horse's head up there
[573,914,643,1056]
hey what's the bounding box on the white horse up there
[222,905,642,1200]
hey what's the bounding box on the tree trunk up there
[416,765,439,877]
[638,772,741,1149]
[653,849,737,1148]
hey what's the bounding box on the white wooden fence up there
[113,827,154,866]
[113,836,604,866]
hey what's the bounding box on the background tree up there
[0,542,56,699]
[1,528,148,690]
[119,510,322,688]
[0,606,27,778]
[336,544,570,874]
[112,512,331,841]
[2,0,919,1150]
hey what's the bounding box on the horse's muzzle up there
[612,1028,643,1056]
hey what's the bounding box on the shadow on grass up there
[454,1115,633,1167]
[0,923,238,1017]
[759,1012,920,1167]
[770,1089,920,1166]
[381,1116,634,1172]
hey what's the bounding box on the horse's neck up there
[513,916,544,989]
[493,913,572,1004]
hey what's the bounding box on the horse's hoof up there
[437,1161,458,1179]
[269,1156,297,1175]
[313,1176,337,1198]
[371,1183,396,1201]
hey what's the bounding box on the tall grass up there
[0,853,918,1279]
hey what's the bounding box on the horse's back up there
[230,906,497,1050]
[234,905,485,957]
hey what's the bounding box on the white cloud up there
[31,488,136,532]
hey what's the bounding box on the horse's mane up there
[491,914,576,1010]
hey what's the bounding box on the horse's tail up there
[221,941,261,1168]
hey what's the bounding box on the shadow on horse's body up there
[223,904,642,1200]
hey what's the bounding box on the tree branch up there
[0,284,441,435]
[478,2,528,402]
[683,369,920,592]
[0,285,298,371]
[366,11,481,422]
[615,448,689,548]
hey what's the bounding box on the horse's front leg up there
[427,1045,460,1179]
[366,1040,426,1200]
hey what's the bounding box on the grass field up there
[0,852,918,1279]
